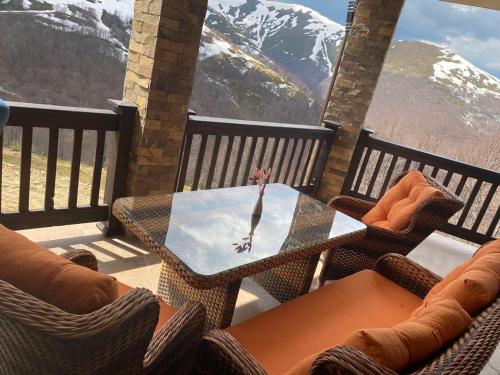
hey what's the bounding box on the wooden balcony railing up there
[3,100,135,232]
[175,114,339,194]
[342,128,500,244]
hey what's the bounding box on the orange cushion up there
[422,243,500,316]
[473,240,500,261]
[343,298,471,371]
[422,269,498,316]
[424,259,472,302]
[361,170,444,231]
[342,328,408,371]
[117,282,176,334]
[0,225,118,314]
[469,253,500,281]
[226,270,422,375]
[424,240,500,304]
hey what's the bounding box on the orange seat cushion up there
[0,225,118,314]
[343,298,471,371]
[226,270,422,374]
[361,170,444,231]
[117,282,176,333]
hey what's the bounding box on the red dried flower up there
[248,167,271,193]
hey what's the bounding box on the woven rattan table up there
[113,184,366,330]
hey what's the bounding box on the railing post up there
[311,120,340,195]
[174,109,196,192]
[103,100,136,236]
[340,128,373,195]
[318,0,404,202]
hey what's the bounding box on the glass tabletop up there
[114,184,366,277]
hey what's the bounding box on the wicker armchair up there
[0,249,206,375]
[319,170,464,284]
[196,254,500,375]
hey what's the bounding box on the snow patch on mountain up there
[207,0,343,74]
[30,0,133,18]
[200,27,241,59]
[200,26,271,75]
[4,0,133,56]
[430,44,500,101]
[200,26,302,97]
[211,0,341,33]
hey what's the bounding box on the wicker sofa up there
[196,242,500,375]
[319,170,464,284]
[0,248,206,375]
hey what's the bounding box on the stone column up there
[316,0,405,202]
[123,0,207,195]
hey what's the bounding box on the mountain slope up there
[0,0,131,55]
[379,40,500,132]
[205,0,344,90]
[192,26,321,123]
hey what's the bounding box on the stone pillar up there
[316,0,405,202]
[123,0,207,195]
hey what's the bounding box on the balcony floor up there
[19,223,499,375]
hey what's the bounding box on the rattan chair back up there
[0,279,159,375]
[320,170,465,282]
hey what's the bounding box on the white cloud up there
[444,35,500,76]
[449,4,479,13]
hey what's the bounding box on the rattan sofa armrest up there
[439,297,500,374]
[60,249,98,271]
[143,301,205,374]
[374,254,441,299]
[311,346,397,375]
[327,195,375,221]
[196,330,267,375]
[60,249,97,271]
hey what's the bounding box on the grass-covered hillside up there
[1,148,106,211]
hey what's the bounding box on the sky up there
[279,0,500,78]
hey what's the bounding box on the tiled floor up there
[19,223,499,374]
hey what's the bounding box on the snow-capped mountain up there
[380,40,500,130]
[431,46,500,101]
[199,27,301,99]
[0,0,132,56]
[205,0,344,90]
[193,26,321,123]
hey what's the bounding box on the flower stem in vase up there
[251,195,263,239]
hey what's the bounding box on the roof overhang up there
[441,0,500,10]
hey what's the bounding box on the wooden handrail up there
[176,114,338,193]
[7,102,118,131]
[358,129,499,182]
[1,100,136,231]
[187,115,336,139]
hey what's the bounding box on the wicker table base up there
[251,253,321,303]
[157,261,242,331]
